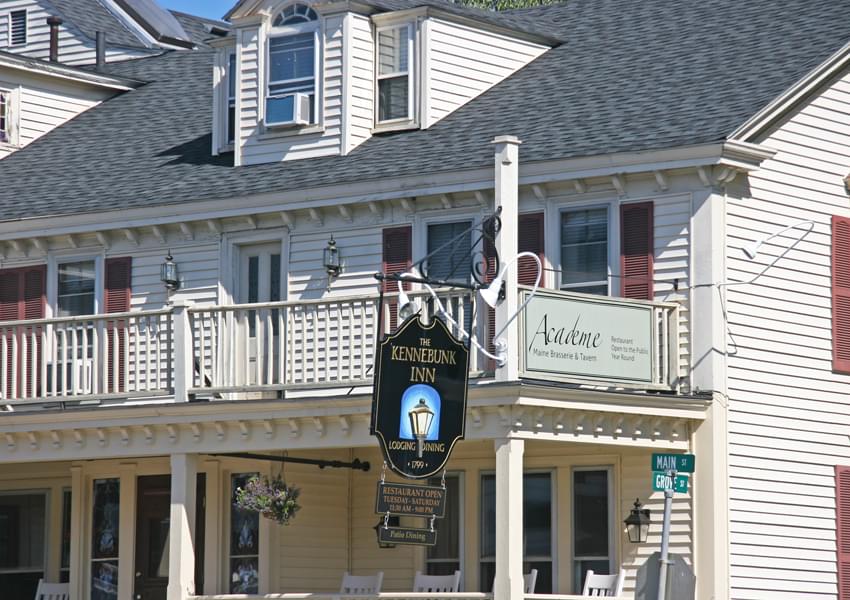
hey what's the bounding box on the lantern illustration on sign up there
[408,398,435,458]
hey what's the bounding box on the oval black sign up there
[371,316,469,479]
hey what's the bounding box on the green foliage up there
[234,475,301,526]
[454,0,560,10]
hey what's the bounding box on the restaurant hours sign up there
[371,316,469,479]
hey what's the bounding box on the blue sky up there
[161,0,234,20]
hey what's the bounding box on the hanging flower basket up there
[234,475,300,526]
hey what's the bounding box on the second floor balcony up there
[0,288,685,408]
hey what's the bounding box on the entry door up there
[134,475,170,600]
[134,476,206,600]
[238,243,282,385]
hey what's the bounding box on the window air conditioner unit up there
[266,92,311,127]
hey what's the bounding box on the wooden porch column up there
[167,453,198,600]
[493,135,521,382]
[69,465,84,600]
[494,438,523,600]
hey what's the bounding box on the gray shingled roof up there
[2,0,850,222]
[169,11,231,47]
[48,0,150,49]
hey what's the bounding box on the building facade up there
[0,1,849,599]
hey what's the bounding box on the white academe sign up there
[520,289,655,385]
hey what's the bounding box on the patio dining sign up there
[520,290,655,384]
[371,316,469,479]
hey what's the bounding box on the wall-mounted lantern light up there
[408,398,435,458]
[160,251,180,291]
[624,498,651,543]
[323,236,341,278]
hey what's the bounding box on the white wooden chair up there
[524,569,538,594]
[34,580,70,600]
[490,569,538,594]
[582,570,624,597]
[340,571,384,594]
[413,570,461,593]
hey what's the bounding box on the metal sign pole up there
[656,469,675,600]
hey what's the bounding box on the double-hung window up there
[481,472,554,593]
[572,468,613,594]
[0,88,15,146]
[266,4,318,126]
[226,52,237,145]
[0,90,9,143]
[560,207,609,294]
[377,25,413,123]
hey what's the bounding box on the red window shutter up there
[833,216,850,373]
[518,212,545,287]
[0,269,21,398]
[21,266,45,319]
[22,266,45,397]
[105,257,131,314]
[382,227,411,332]
[836,466,850,599]
[0,269,20,321]
[620,202,654,300]
[105,257,131,392]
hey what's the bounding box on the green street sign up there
[651,453,695,473]
[652,471,688,493]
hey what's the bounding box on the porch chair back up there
[413,570,461,593]
[524,569,538,594]
[34,580,70,600]
[582,570,624,597]
[490,569,538,594]
[340,571,384,594]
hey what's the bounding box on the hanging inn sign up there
[371,315,470,479]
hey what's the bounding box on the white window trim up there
[219,229,289,308]
[46,251,105,320]
[8,9,27,47]
[223,463,274,595]
[374,22,416,130]
[264,9,322,130]
[546,197,620,296]
[570,465,616,592]
[214,48,237,154]
[0,84,20,148]
[478,469,557,593]
[0,488,49,577]
[424,472,465,588]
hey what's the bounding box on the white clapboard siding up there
[425,19,547,128]
[651,195,691,385]
[0,0,150,65]
[287,223,383,384]
[343,12,374,154]
[239,15,345,166]
[619,450,692,597]
[123,241,219,390]
[724,68,850,600]
[0,69,116,157]
[274,451,351,591]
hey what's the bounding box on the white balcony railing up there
[188,289,481,395]
[0,308,173,405]
[0,288,684,406]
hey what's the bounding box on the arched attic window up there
[266,3,319,126]
[273,3,318,26]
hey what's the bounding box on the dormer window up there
[266,3,319,127]
[376,24,414,125]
